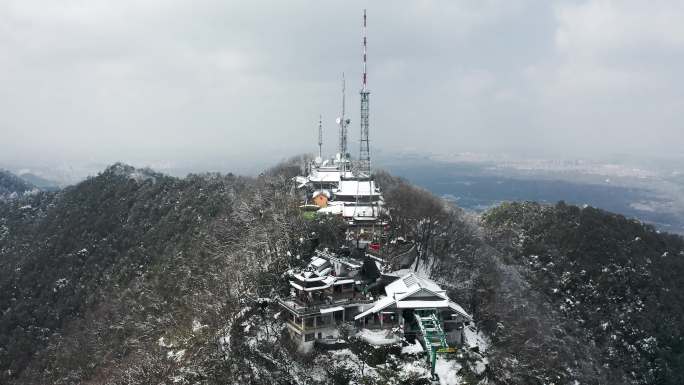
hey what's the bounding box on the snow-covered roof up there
[353,296,395,319]
[310,256,327,268]
[325,253,363,269]
[312,190,331,199]
[320,306,345,314]
[292,272,326,282]
[354,273,472,320]
[384,273,445,298]
[290,256,333,282]
[335,180,382,197]
[396,300,450,308]
[447,301,470,318]
[289,275,355,292]
[309,170,341,183]
[288,252,359,292]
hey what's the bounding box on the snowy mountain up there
[0,169,35,199]
[15,172,60,191]
[0,161,682,384]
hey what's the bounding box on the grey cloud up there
[0,0,682,173]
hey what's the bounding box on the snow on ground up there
[434,358,463,385]
[217,305,253,352]
[310,340,437,383]
[401,340,424,355]
[166,349,186,362]
[471,355,488,375]
[218,334,230,351]
[158,336,174,348]
[53,278,69,291]
[325,348,380,378]
[192,318,207,333]
[395,359,431,379]
[356,328,401,345]
[463,324,489,352]
[236,306,251,319]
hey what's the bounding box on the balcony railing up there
[277,297,375,316]
[286,319,340,332]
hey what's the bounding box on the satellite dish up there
[336,117,342,125]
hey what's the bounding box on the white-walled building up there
[278,252,471,350]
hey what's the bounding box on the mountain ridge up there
[0,169,36,199]
[0,161,682,384]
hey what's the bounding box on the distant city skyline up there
[1,1,683,170]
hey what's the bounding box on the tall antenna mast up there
[337,73,350,170]
[362,9,368,93]
[359,9,371,176]
[318,114,323,158]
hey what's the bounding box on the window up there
[305,333,315,342]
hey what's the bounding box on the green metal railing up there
[413,309,453,377]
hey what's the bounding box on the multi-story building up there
[277,251,374,347]
[277,251,471,352]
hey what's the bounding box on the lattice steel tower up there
[359,9,371,177]
[337,74,350,171]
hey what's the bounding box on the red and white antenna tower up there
[362,9,368,92]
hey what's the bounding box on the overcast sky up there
[1,0,683,173]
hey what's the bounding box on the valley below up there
[380,154,684,234]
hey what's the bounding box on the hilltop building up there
[278,251,472,354]
[277,250,375,346]
[294,8,385,246]
[317,180,383,220]
[282,10,476,377]
[354,272,471,345]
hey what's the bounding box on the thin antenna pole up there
[342,73,346,132]
[318,115,323,158]
[362,9,367,92]
[338,73,349,170]
[359,9,371,176]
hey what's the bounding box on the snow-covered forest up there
[0,161,683,384]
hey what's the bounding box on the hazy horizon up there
[2,1,684,172]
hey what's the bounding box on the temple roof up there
[353,273,471,320]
